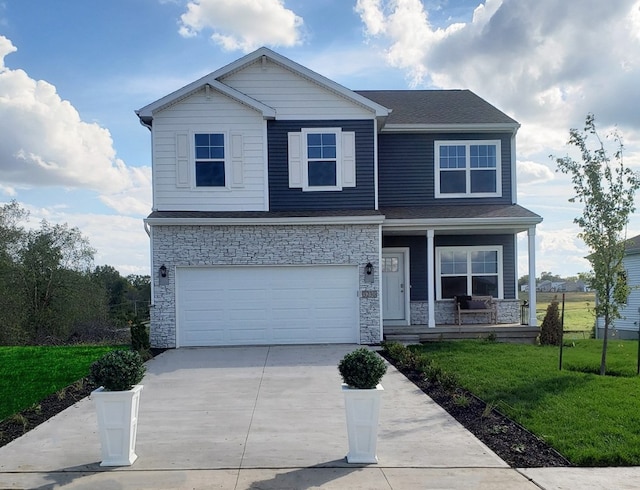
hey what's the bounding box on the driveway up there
[0,345,628,489]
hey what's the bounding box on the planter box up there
[92,385,143,466]
[342,383,383,464]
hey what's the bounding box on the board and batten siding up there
[220,58,375,120]
[151,87,267,211]
[378,132,513,206]
[267,120,376,211]
[383,234,517,300]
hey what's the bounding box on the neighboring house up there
[136,47,542,348]
[596,233,640,339]
[537,280,553,292]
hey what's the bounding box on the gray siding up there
[267,120,375,211]
[383,234,516,300]
[378,132,513,206]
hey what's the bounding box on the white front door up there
[382,251,406,322]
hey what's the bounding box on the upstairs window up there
[307,133,337,187]
[435,140,501,198]
[436,246,503,300]
[195,133,225,187]
[287,128,356,191]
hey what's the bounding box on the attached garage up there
[176,265,359,346]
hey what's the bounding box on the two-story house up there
[136,47,542,348]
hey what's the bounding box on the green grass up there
[0,345,119,420]
[409,339,640,466]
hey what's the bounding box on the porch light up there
[159,264,167,278]
[365,262,373,275]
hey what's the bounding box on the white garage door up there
[176,265,359,346]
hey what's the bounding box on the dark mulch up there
[381,352,572,468]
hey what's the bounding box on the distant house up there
[596,233,640,339]
[537,280,553,292]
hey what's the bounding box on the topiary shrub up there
[90,349,146,391]
[338,348,387,389]
[540,297,563,346]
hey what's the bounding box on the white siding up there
[609,254,640,332]
[220,59,374,120]
[151,88,267,211]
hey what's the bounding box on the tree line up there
[0,201,150,346]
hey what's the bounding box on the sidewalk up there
[0,345,638,489]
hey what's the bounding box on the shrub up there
[130,318,152,360]
[338,348,387,389]
[540,297,563,346]
[89,349,146,391]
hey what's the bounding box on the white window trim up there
[435,245,504,300]
[434,140,502,198]
[192,131,230,190]
[301,127,342,192]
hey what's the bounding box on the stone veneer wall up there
[410,299,521,325]
[151,223,381,348]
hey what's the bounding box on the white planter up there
[92,385,143,466]
[342,383,383,464]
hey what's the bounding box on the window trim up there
[301,128,342,192]
[193,131,229,189]
[434,140,502,198]
[435,246,504,300]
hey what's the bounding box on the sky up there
[1,0,640,279]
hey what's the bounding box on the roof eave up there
[380,122,521,134]
[144,215,385,226]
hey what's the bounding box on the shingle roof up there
[146,209,383,220]
[380,204,541,221]
[355,90,518,127]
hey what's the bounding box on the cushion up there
[467,300,487,309]
[456,295,472,309]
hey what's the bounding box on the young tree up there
[554,114,640,375]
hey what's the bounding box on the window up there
[287,128,356,191]
[435,140,501,198]
[195,133,225,187]
[307,132,337,187]
[436,246,503,299]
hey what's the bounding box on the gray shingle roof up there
[355,90,518,126]
[380,204,541,221]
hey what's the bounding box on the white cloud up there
[178,0,304,52]
[0,36,151,217]
[517,160,554,185]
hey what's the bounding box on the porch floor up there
[384,323,539,344]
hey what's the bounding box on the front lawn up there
[407,340,640,466]
[0,345,119,421]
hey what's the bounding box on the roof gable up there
[136,47,389,126]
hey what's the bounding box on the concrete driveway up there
[1,345,638,489]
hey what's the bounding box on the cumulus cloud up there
[178,0,304,52]
[517,160,555,185]
[0,36,150,216]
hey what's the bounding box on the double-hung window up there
[287,128,356,191]
[435,140,501,198]
[195,133,225,187]
[436,246,503,299]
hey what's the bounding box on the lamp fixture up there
[365,262,373,275]
[159,264,167,278]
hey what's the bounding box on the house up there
[596,233,640,339]
[136,47,542,348]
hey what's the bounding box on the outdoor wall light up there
[365,262,373,275]
[159,264,167,278]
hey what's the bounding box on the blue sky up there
[1,0,640,277]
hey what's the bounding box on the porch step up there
[384,325,539,345]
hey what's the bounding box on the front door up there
[382,251,406,322]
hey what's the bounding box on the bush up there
[89,349,146,391]
[338,348,387,389]
[540,297,563,346]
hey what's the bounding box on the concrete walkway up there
[1,345,639,489]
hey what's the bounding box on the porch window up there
[436,246,503,299]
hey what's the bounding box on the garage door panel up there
[177,265,359,346]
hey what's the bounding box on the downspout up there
[144,221,154,308]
